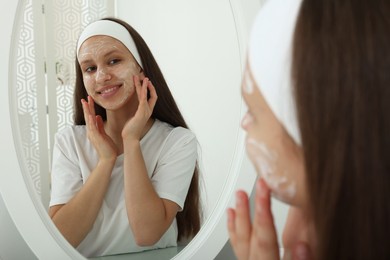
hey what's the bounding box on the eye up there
[85,66,96,73]
[109,59,120,65]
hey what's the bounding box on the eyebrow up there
[79,50,122,66]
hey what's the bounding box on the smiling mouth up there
[97,85,122,95]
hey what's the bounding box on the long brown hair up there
[293,1,390,259]
[73,17,201,241]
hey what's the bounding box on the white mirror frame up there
[0,0,260,259]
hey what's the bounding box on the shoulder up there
[54,125,87,147]
[158,123,197,159]
[55,125,86,137]
[154,120,196,145]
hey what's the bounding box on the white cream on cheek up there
[106,61,138,109]
[242,62,297,203]
[79,40,111,100]
[246,138,296,203]
[91,61,137,110]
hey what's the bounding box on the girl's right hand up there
[228,179,280,260]
[227,179,312,260]
[121,76,157,142]
[81,96,118,162]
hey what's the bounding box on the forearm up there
[50,159,115,247]
[123,139,175,245]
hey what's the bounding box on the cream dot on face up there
[246,138,297,202]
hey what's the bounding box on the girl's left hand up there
[122,76,158,141]
[228,178,280,260]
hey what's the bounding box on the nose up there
[96,67,111,83]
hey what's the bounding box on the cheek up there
[246,137,277,176]
[83,75,95,95]
[118,62,140,81]
[245,137,297,203]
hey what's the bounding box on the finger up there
[95,115,105,135]
[254,179,274,226]
[81,99,91,128]
[227,207,249,260]
[234,191,252,251]
[133,75,141,87]
[228,191,251,260]
[87,114,98,134]
[249,178,280,259]
[87,96,96,118]
[139,77,149,102]
[133,75,147,104]
[227,208,237,243]
[133,75,143,94]
[147,80,158,109]
[82,99,98,134]
[292,242,312,260]
[235,190,252,239]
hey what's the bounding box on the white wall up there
[114,0,245,220]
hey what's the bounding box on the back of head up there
[293,1,390,259]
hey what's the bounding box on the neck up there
[105,100,137,135]
[103,100,155,154]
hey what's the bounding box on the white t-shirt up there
[49,119,197,257]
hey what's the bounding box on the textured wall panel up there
[16,0,110,198]
[16,0,41,195]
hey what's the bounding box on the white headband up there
[248,0,303,145]
[77,20,143,68]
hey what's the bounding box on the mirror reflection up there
[14,0,247,258]
[47,17,201,257]
[16,1,203,258]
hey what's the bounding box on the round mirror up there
[0,0,268,259]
